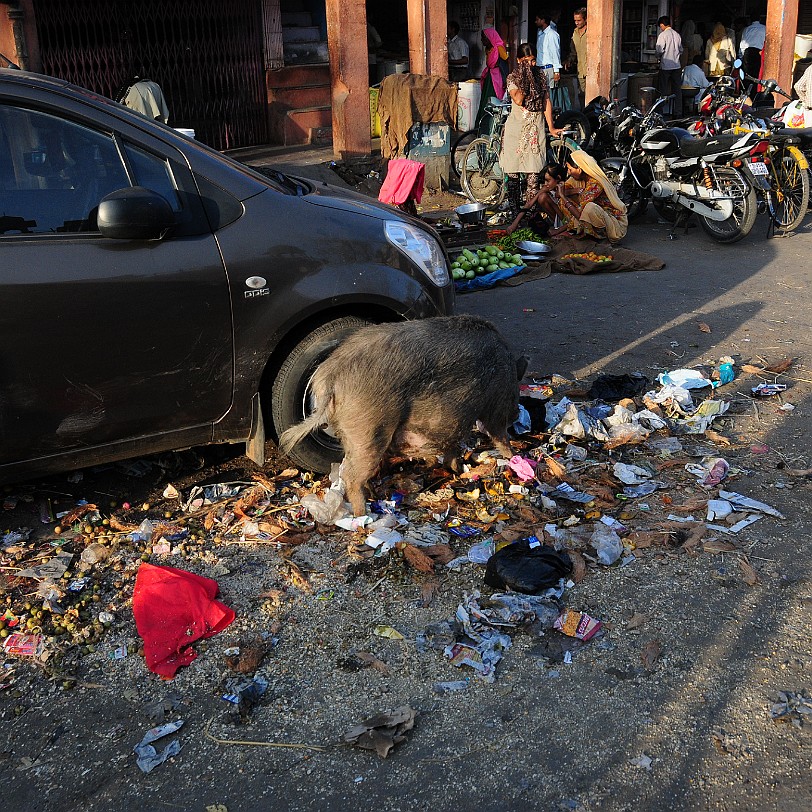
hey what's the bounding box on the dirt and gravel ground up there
[2,171,811,812]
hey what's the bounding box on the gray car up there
[0,69,454,481]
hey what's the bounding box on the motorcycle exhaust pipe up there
[649,181,734,221]
[650,180,731,201]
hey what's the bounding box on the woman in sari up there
[704,22,735,77]
[499,42,562,217]
[476,28,509,125]
[550,151,628,242]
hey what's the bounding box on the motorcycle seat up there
[772,127,812,148]
[678,132,751,158]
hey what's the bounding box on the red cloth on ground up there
[133,563,235,678]
[378,158,425,206]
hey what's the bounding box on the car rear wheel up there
[269,316,371,473]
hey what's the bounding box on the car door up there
[0,100,233,464]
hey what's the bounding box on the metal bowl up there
[517,240,550,254]
[455,202,488,225]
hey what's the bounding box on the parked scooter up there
[600,94,762,242]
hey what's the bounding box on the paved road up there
[4,203,811,812]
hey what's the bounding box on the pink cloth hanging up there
[378,158,425,206]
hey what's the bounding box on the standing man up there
[535,13,561,90]
[656,16,683,117]
[447,20,470,83]
[569,7,588,108]
[739,15,767,78]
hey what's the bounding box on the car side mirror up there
[97,186,175,240]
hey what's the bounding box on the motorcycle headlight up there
[385,221,450,286]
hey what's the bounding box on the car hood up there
[298,177,415,222]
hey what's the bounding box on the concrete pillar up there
[407,0,447,77]
[763,0,798,100]
[325,0,371,158]
[585,0,615,102]
[1,0,39,71]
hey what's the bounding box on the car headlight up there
[384,221,450,286]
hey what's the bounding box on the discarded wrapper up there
[133,719,184,773]
[2,632,46,658]
[554,610,602,641]
[751,383,787,398]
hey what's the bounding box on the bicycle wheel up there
[460,136,505,205]
[451,129,477,179]
[766,144,810,232]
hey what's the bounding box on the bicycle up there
[451,98,590,180]
[458,99,582,205]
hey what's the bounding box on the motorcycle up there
[689,63,810,232]
[582,78,631,161]
[600,94,762,243]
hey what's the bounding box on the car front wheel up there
[269,316,371,473]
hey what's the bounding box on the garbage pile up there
[0,354,798,757]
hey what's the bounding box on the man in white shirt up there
[534,13,561,88]
[739,16,767,79]
[739,17,767,55]
[656,15,684,115]
[447,20,470,83]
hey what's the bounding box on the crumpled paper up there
[342,706,416,758]
[133,720,184,773]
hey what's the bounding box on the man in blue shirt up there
[534,13,561,89]
[656,15,684,116]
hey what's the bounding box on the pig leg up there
[340,425,395,516]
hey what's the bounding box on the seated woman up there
[554,151,628,242]
[505,163,566,235]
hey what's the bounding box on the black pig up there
[279,315,527,516]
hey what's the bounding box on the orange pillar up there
[585,0,615,102]
[1,0,39,71]
[764,0,798,100]
[407,0,448,77]
[325,0,371,159]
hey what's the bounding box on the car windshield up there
[54,77,313,197]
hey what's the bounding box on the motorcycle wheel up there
[600,160,648,219]
[460,137,506,205]
[766,144,810,233]
[553,111,591,147]
[698,166,757,244]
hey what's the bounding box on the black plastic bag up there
[587,372,650,401]
[484,541,572,594]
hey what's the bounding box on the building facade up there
[0,1,807,156]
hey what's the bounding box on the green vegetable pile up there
[450,246,523,281]
[494,228,545,254]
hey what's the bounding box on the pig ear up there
[516,355,530,380]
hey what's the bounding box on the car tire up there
[269,316,372,473]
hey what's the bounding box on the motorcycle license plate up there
[750,161,769,176]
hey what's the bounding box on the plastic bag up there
[484,540,572,594]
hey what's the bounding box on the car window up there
[0,104,130,234]
[123,142,182,212]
